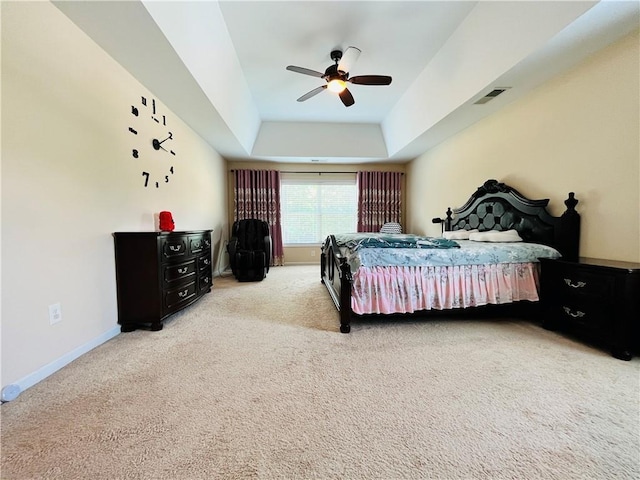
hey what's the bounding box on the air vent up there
[474,87,510,105]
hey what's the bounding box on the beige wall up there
[225,161,406,265]
[1,3,228,390]
[406,30,640,263]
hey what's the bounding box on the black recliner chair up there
[227,219,272,282]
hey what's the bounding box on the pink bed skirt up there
[351,263,540,315]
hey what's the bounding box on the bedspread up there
[331,233,562,315]
[334,236,561,271]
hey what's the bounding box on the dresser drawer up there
[189,235,209,256]
[163,260,196,285]
[165,281,197,311]
[199,272,212,293]
[198,254,212,272]
[161,237,188,261]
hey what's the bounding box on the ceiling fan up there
[286,47,392,107]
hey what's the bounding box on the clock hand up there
[157,133,173,145]
[152,133,172,151]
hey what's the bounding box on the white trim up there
[7,326,120,401]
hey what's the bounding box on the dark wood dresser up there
[113,230,213,332]
[539,257,640,360]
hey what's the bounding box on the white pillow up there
[468,229,523,242]
[443,229,478,240]
[380,222,402,234]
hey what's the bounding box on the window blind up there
[281,175,357,244]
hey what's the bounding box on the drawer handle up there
[177,267,188,274]
[203,277,210,284]
[205,240,211,247]
[203,259,210,265]
[178,289,189,298]
[563,306,585,318]
[169,245,182,252]
[564,278,586,289]
[193,241,201,248]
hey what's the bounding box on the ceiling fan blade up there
[348,75,393,86]
[339,88,355,107]
[297,85,327,102]
[337,46,361,74]
[286,65,325,78]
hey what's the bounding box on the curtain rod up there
[230,170,403,175]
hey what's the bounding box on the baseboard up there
[3,326,120,402]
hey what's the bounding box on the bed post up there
[339,259,353,333]
[320,240,326,284]
[557,192,580,262]
[444,207,453,232]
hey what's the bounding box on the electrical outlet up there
[311,250,316,257]
[49,303,62,325]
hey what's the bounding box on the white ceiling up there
[54,0,639,165]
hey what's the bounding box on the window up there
[281,174,357,244]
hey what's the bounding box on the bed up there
[321,179,580,333]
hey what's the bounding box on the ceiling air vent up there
[474,87,510,105]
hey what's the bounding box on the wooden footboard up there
[320,235,354,333]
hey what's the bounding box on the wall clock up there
[128,95,175,188]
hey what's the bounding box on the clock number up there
[135,97,175,189]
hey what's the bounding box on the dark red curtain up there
[233,169,284,266]
[357,171,403,232]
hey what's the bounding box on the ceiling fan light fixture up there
[327,79,346,93]
[286,47,392,107]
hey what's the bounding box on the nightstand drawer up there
[549,268,614,301]
[554,302,607,332]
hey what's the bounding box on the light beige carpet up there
[2,265,639,479]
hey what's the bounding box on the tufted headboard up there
[442,179,580,261]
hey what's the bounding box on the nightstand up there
[539,257,640,360]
